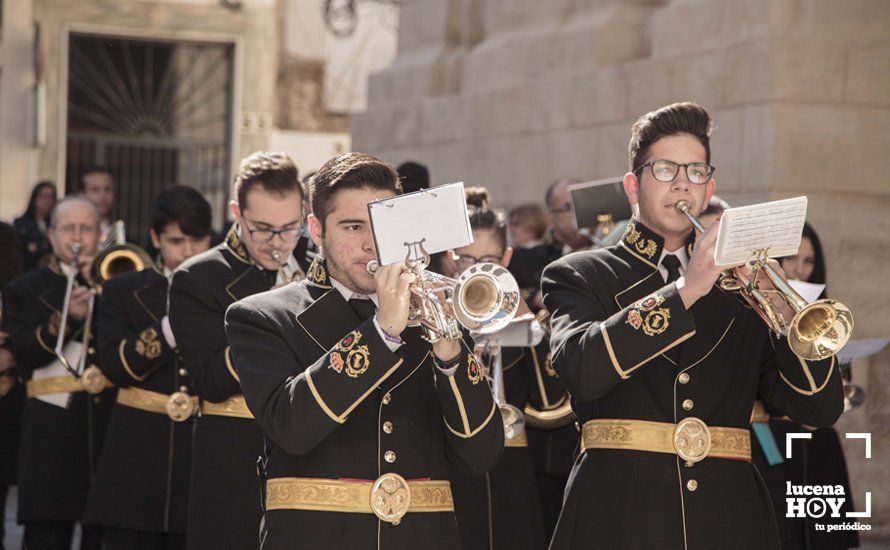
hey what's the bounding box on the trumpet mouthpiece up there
[675,200,690,214]
[366,260,379,274]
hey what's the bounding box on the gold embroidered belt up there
[200,394,253,419]
[265,475,454,525]
[581,418,751,464]
[117,387,198,422]
[26,367,113,398]
[504,427,528,448]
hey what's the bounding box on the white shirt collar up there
[59,259,77,278]
[329,277,379,308]
[657,246,689,282]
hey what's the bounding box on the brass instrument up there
[484,341,526,440]
[270,249,305,287]
[366,242,521,343]
[521,307,577,430]
[54,222,151,389]
[676,200,853,361]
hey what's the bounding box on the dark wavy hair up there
[24,181,57,220]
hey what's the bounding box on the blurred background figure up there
[508,204,549,248]
[545,179,590,254]
[14,182,57,272]
[78,167,116,235]
[397,160,430,194]
[698,195,730,229]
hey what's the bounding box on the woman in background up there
[14,181,57,272]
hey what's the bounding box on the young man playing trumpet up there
[225,152,504,549]
[169,152,308,549]
[542,102,844,550]
[84,185,212,548]
[5,197,114,549]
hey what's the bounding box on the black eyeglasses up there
[242,221,302,243]
[451,252,502,267]
[634,159,715,185]
[548,203,572,215]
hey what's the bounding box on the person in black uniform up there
[443,187,546,550]
[542,102,844,550]
[5,197,115,549]
[0,221,24,550]
[169,152,309,550]
[84,186,213,548]
[224,152,504,549]
[14,181,57,272]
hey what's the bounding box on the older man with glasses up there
[169,152,310,550]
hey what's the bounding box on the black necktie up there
[661,254,683,283]
[348,297,376,320]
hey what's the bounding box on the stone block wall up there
[353,0,890,538]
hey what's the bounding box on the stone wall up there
[353,0,890,538]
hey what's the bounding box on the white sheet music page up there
[368,181,474,266]
[714,196,808,266]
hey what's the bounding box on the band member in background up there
[444,188,546,550]
[754,221,858,550]
[542,102,843,549]
[5,197,114,549]
[169,152,308,550]
[697,194,729,229]
[84,186,213,549]
[225,152,504,549]
[0,221,24,549]
[14,181,58,272]
[78,166,116,235]
[545,179,591,255]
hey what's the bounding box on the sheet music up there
[368,182,473,266]
[32,341,81,408]
[714,196,808,266]
[787,280,825,303]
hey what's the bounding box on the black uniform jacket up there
[169,227,308,549]
[5,258,115,522]
[224,257,505,550]
[450,346,546,550]
[84,266,191,533]
[542,219,844,550]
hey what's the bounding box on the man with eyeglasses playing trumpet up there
[224,152,504,549]
[542,102,844,550]
[169,152,309,549]
[5,196,114,549]
[83,185,212,549]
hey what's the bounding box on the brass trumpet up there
[676,201,853,361]
[270,249,305,287]
[366,249,520,343]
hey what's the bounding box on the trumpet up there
[676,201,853,361]
[55,223,151,389]
[366,248,520,343]
[270,249,305,287]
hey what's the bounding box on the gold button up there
[383,421,394,434]
[382,393,391,405]
[88,347,96,354]
[93,397,101,404]
[682,399,694,411]
[384,451,396,463]
[179,368,188,376]
[678,373,690,384]
[687,479,698,492]
[180,386,188,392]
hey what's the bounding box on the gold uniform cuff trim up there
[119,339,147,382]
[305,370,345,424]
[780,356,836,396]
[448,375,471,433]
[265,477,453,514]
[444,402,497,439]
[601,326,626,379]
[225,347,240,382]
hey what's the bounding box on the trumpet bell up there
[452,263,520,334]
[788,299,854,361]
[92,244,154,284]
